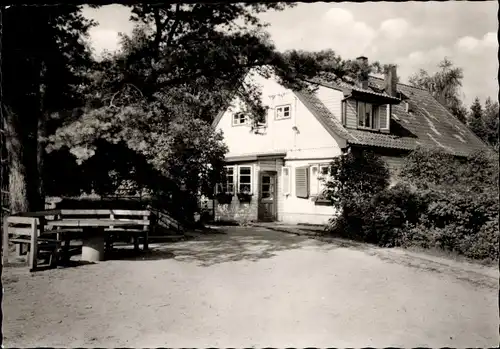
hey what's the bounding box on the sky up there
[82,2,498,108]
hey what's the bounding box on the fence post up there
[29,218,38,271]
[2,216,9,265]
[143,213,149,251]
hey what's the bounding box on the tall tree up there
[482,97,499,150]
[467,96,498,150]
[2,5,95,213]
[48,4,392,204]
[408,58,468,124]
[468,97,487,142]
[47,5,351,196]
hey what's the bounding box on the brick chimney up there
[384,65,398,97]
[356,56,369,90]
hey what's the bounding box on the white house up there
[211,57,489,225]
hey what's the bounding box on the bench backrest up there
[59,209,150,224]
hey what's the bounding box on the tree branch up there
[166,3,181,48]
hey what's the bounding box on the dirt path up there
[3,226,498,347]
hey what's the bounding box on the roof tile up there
[299,76,490,157]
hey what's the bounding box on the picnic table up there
[47,219,144,262]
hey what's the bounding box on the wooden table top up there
[47,219,140,228]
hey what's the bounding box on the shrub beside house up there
[323,147,499,262]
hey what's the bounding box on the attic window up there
[275,104,291,120]
[357,101,391,131]
[357,101,379,130]
[232,113,247,126]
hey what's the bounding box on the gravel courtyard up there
[3,226,498,347]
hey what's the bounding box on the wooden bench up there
[3,215,61,271]
[57,209,151,251]
[3,208,151,271]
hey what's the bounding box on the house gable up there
[213,70,346,159]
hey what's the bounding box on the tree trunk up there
[37,112,47,209]
[4,106,41,214]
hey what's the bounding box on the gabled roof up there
[213,68,490,157]
[305,75,490,157]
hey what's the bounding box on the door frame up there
[258,170,277,222]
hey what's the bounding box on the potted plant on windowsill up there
[237,186,253,202]
[215,192,234,205]
[312,189,333,206]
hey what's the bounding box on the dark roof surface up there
[303,75,489,157]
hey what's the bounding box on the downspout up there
[293,95,298,149]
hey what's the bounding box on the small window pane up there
[365,103,372,128]
[240,167,251,175]
[358,103,365,126]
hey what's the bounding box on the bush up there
[324,150,390,210]
[326,147,499,262]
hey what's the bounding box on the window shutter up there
[295,167,309,198]
[282,167,291,195]
[341,100,347,126]
[379,104,390,130]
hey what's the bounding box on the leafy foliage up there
[325,147,499,261]
[323,150,390,210]
[408,58,468,124]
[467,97,499,151]
[2,5,95,212]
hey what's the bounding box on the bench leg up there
[143,230,149,251]
[61,235,71,264]
[15,244,23,257]
[133,233,140,251]
[105,234,113,253]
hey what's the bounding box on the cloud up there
[379,18,410,40]
[323,7,354,26]
[263,2,497,106]
[88,28,121,57]
[482,32,497,48]
[84,2,498,107]
[316,8,376,58]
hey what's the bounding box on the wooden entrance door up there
[258,171,277,221]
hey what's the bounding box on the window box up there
[215,192,233,204]
[237,191,253,202]
[312,190,333,206]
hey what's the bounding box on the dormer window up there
[356,101,390,131]
[357,101,379,129]
[275,104,291,120]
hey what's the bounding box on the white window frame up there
[309,165,320,196]
[318,165,330,193]
[275,104,292,120]
[237,165,253,194]
[309,164,330,196]
[232,113,248,126]
[281,166,291,196]
[218,165,235,194]
[357,101,380,130]
[380,104,391,131]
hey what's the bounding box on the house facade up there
[212,57,489,225]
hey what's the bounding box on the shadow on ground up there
[152,226,338,267]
